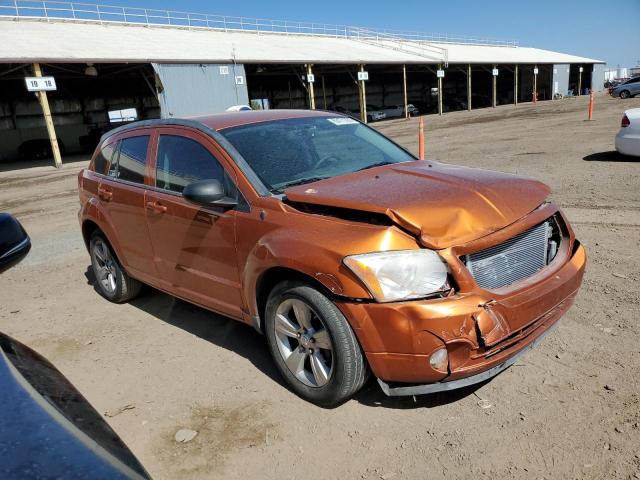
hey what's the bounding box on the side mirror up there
[182,179,237,210]
[0,213,31,273]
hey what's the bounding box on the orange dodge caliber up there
[78,110,586,406]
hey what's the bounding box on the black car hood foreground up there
[0,333,149,479]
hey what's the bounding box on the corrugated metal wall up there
[552,64,570,97]
[152,63,249,117]
[591,64,606,92]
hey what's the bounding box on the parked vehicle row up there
[329,104,420,122]
[610,76,640,99]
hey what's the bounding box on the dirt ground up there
[1,94,639,480]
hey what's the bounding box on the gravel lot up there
[1,94,639,479]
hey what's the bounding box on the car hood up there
[284,161,550,249]
[0,333,149,479]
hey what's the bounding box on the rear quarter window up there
[92,143,116,175]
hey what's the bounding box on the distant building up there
[0,1,606,163]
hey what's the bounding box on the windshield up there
[219,116,415,193]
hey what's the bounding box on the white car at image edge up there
[616,108,640,157]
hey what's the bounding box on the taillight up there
[621,114,630,127]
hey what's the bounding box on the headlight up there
[343,250,449,302]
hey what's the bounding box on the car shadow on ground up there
[85,265,488,410]
[83,266,284,388]
[583,151,637,162]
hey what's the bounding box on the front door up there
[145,127,244,320]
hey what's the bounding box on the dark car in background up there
[18,138,66,160]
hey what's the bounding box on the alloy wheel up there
[92,239,117,295]
[273,298,334,387]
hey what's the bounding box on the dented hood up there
[284,161,550,249]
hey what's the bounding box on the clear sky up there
[111,0,639,67]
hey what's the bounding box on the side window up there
[155,135,225,193]
[107,141,119,177]
[93,142,115,175]
[116,136,149,184]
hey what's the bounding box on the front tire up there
[264,281,367,407]
[90,231,142,303]
[620,90,631,99]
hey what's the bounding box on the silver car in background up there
[365,105,387,122]
[379,105,421,119]
[611,77,640,99]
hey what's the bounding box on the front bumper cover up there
[337,219,586,392]
[377,322,557,396]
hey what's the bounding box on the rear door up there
[144,127,245,319]
[98,130,157,279]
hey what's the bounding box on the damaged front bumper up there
[377,322,557,396]
[337,236,586,396]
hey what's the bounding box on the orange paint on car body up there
[78,110,585,394]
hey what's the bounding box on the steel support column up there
[578,67,583,96]
[492,64,497,108]
[533,65,538,104]
[402,64,408,119]
[514,64,518,105]
[467,64,472,111]
[437,64,443,116]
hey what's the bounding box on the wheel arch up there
[254,266,338,333]
[81,219,100,251]
[81,218,126,269]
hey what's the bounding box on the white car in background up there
[380,105,404,119]
[226,105,252,111]
[365,105,387,122]
[381,104,420,118]
[615,108,640,157]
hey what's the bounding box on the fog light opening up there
[429,348,449,373]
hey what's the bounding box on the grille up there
[465,221,551,290]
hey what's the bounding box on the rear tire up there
[264,280,367,407]
[620,90,631,99]
[89,231,142,303]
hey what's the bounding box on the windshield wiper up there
[272,176,327,193]
[356,161,393,172]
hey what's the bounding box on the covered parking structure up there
[0,2,605,164]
